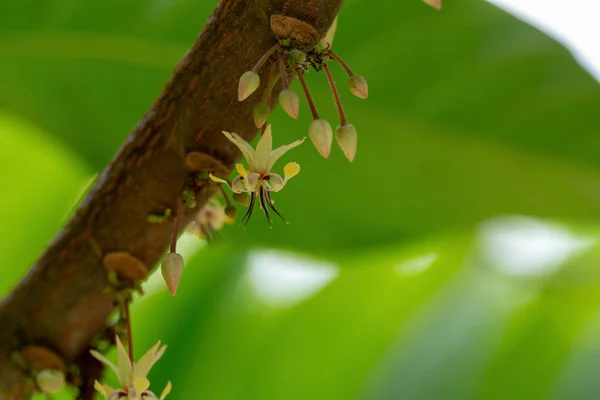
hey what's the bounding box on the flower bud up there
[335,124,358,162]
[279,89,299,119]
[161,252,184,296]
[238,71,260,101]
[348,74,368,99]
[253,102,270,128]
[36,369,65,393]
[422,0,441,9]
[233,192,250,207]
[225,205,237,220]
[308,119,333,159]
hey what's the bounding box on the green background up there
[3,0,600,398]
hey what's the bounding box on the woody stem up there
[296,70,319,120]
[323,64,347,126]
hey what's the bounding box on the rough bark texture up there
[0,0,342,397]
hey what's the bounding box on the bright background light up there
[490,0,600,80]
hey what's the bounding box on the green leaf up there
[131,232,468,399]
[0,112,88,296]
[3,1,600,253]
[128,219,600,399]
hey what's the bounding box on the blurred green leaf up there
[0,112,88,296]
[132,233,470,399]
[128,219,600,400]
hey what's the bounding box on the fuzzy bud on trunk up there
[161,252,184,295]
[238,71,260,101]
[335,124,358,162]
[253,102,270,128]
[309,119,333,159]
[279,89,300,119]
[348,74,368,99]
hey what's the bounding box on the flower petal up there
[269,137,305,171]
[209,173,241,193]
[160,382,173,400]
[254,125,273,173]
[264,173,285,192]
[115,335,133,386]
[283,162,301,181]
[133,341,166,381]
[208,173,228,184]
[133,377,151,393]
[244,172,261,192]
[222,131,256,170]
[90,350,119,380]
[231,175,245,193]
[235,163,248,178]
[93,380,114,397]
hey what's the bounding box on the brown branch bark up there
[0,0,342,397]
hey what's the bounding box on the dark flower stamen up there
[241,192,257,227]
[259,186,273,225]
[265,191,288,223]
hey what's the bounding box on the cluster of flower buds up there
[236,34,368,162]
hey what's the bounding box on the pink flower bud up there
[308,119,333,159]
[348,74,368,99]
[253,102,270,128]
[36,370,65,393]
[335,124,358,162]
[238,71,260,101]
[161,252,184,296]
[423,0,441,9]
[279,89,300,119]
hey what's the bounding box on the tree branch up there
[0,0,342,397]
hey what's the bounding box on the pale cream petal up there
[264,173,284,192]
[244,172,261,192]
[93,380,113,397]
[223,131,256,171]
[133,377,150,393]
[115,335,133,386]
[155,345,167,364]
[209,174,239,193]
[208,173,228,184]
[160,382,173,400]
[254,125,273,173]
[90,350,120,380]
[231,176,245,193]
[133,341,164,381]
[269,137,305,171]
